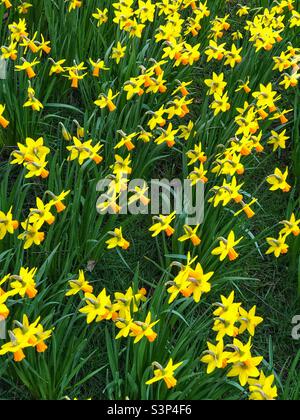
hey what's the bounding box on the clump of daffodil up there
[201,291,267,392]
[67,137,103,165]
[10,137,49,178]
[0,315,52,362]
[166,253,214,304]
[248,372,278,400]
[70,282,157,344]
[17,191,69,249]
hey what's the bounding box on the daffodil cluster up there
[10,137,50,179]
[0,315,52,362]
[66,272,159,344]
[0,0,299,401]
[201,291,277,400]
[0,268,52,363]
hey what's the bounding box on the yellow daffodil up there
[268,129,289,151]
[212,231,243,262]
[80,289,116,324]
[201,339,230,374]
[18,222,45,249]
[10,267,38,299]
[66,270,93,296]
[248,371,278,400]
[130,312,159,344]
[178,224,201,246]
[89,58,109,77]
[0,207,19,240]
[266,167,291,192]
[149,212,176,237]
[106,227,130,250]
[238,306,263,336]
[92,8,108,26]
[94,89,119,112]
[279,213,300,237]
[266,235,289,257]
[204,72,227,96]
[227,355,263,387]
[111,42,126,63]
[15,58,40,79]
[146,359,183,389]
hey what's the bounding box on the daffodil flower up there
[234,199,258,219]
[188,164,208,185]
[178,224,201,246]
[204,72,227,96]
[80,289,116,324]
[226,338,253,364]
[201,339,230,374]
[10,267,38,299]
[18,2,33,15]
[210,91,231,116]
[15,57,40,79]
[248,371,278,400]
[94,89,119,112]
[28,197,55,228]
[47,190,70,213]
[238,306,263,336]
[0,330,31,362]
[252,83,279,112]
[0,207,19,240]
[89,58,109,77]
[115,130,137,151]
[186,143,207,166]
[212,231,243,262]
[227,355,263,387]
[92,8,108,26]
[267,129,289,151]
[266,167,291,192]
[18,222,45,249]
[66,270,93,296]
[68,0,82,13]
[1,0,12,9]
[266,235,289,257]
[1,41,18,61]
[149,212,176,237]
[279,213,300,237]
[106,227,130,250]
[111,42,126,63]
[130,312,159,344]
[146,359,183,389]
[114,286,146,319]
[49,58,66,76]
[8,19,28,41]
